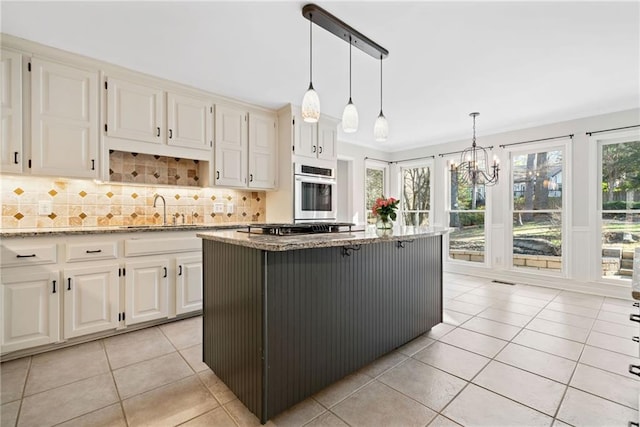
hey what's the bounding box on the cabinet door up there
[318,120,337,161]
[31,58,98,178]
[215,104,247,187]
[106,77,164,144]
[64,265,119,339]
[294,117,317,159]
[167,93,212,151]
[0,49,23,173]
[175,256,202,315]
[1,271,59,353]
[125,260,168,325]
[248,112,276,189]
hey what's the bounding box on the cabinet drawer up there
[66,242,118,262]
[124,237,200,257]
[1,244,57,267]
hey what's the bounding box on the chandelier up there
[452,112,499,187]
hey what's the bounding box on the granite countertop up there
[197,226,449,252]
[0,223,256,238]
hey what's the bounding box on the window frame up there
[591,129,640,284]
[397,159,434,227]
[364,159,390,223]
[443,155,491,267]
[504,138,571,277]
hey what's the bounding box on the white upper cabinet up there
[294,115,337,162]
[0,49,22,173]
[248,111,277,189]
[167,93,212,151]
[215,104,247,187]
[31,58,99,178]
[294,118,318,159]
[105,77,213,159]
[318,119,337,161]
[106,77,163,144]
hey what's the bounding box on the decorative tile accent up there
[13,188,24,196]
[0,176,267,230]
[131,193,138,199]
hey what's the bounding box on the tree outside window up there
[400,166,431,226]
[365,164,387,223]
[448,163,486,263]
[600,140,640,279]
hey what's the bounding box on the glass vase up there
[375,215,394,237]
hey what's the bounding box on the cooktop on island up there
[242,222,356,236]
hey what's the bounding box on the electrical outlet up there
[226,203,235,214]
[38,200,52,215]
[213,203,224,213]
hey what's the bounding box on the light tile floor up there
[2,273,640,426]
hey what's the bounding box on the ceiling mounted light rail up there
[301,3,390,141]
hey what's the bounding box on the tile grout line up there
[101,337,131,427]
[11,354,32,427]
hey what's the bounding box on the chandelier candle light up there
[451,112,499,187]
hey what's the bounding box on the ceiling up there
[2,1,639,152]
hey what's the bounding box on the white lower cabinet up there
[175,255,203,315]
[63,264,119,339]
[125,259,169,325]
[1,232,205,356]
[1,270,60,353]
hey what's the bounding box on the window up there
[365,160,388,223]
[400,164,432,226]
[446,159,486,263]
[510,147,564,272]
[599,139,640,280]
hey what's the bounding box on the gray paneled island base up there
[197,227,447,423]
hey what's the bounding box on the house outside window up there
[508,142,567,273]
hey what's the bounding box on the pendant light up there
[301,14,320,123]
[341,35,358,133]
[373,56,389,142]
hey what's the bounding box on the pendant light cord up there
[379,56,383,113]
[349,36,352,99]
[309,15,313,83]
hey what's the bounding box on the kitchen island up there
[197,226,447,423]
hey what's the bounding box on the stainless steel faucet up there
[153,194,167,225]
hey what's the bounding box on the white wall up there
[387,108,640,298]
[337,142,391,226]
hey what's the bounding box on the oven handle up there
[295,175,336,185]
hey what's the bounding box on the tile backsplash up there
[109,151,202,186]
[1,175,266,229]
